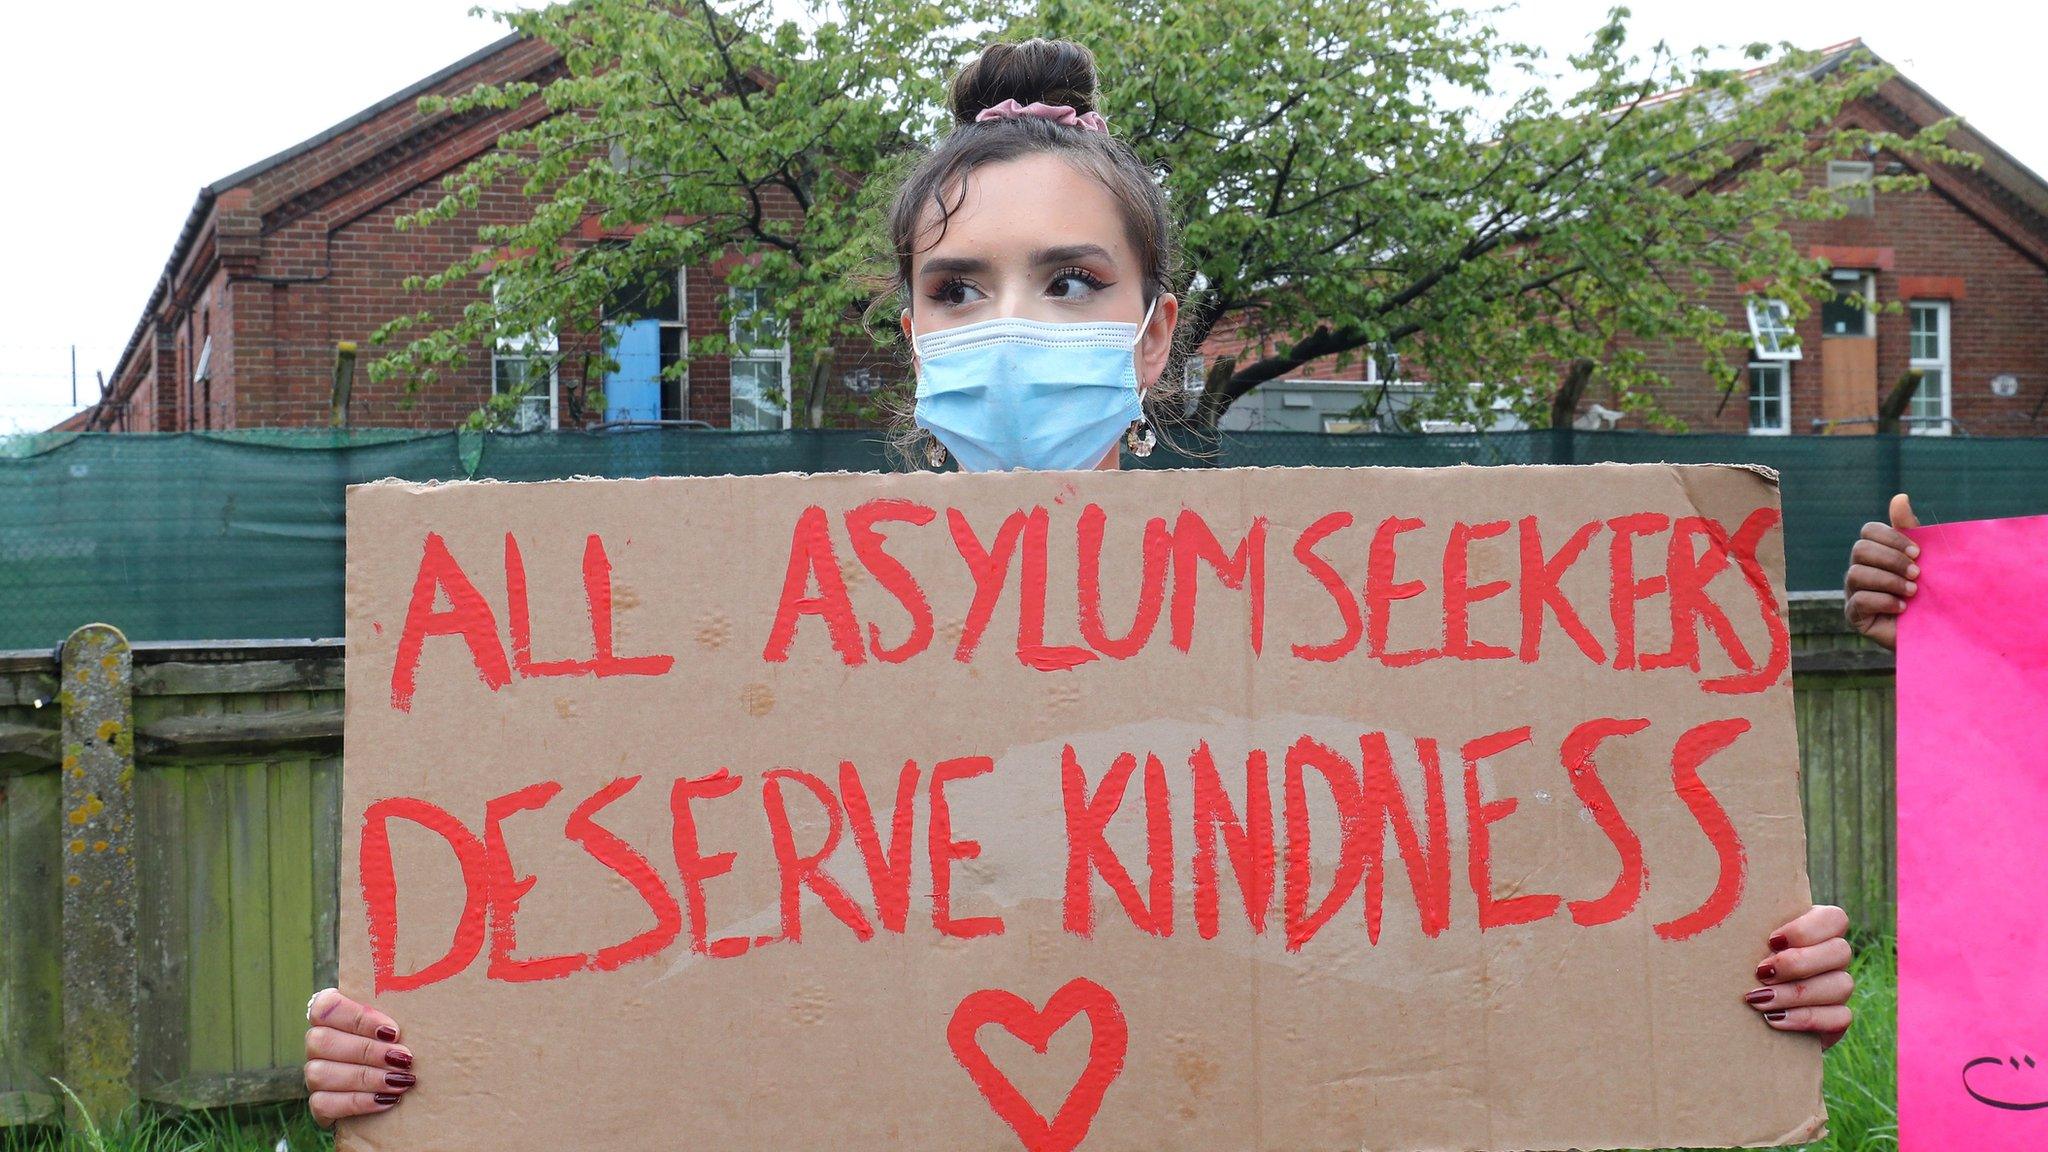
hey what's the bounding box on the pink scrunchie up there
[974,98,1109,133]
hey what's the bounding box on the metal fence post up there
[58,624,139,1128]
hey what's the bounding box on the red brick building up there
[73,38,2048,438]
[1637,41,2048,437]
[71,34,891,434]
[1207,41,2048,437]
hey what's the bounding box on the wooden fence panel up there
[130,657,340,1111]
[0,657,61,1128]
[1788,595,1898,936]
[135,749,187,1102]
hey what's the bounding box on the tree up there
[377,0,1963,430]
[1018,0,1966,429]
[372,0,973,422]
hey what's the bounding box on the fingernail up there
[1757,962,1777,982]
[1745,988,1776,1006]
[1906,564,1920,579]
[386,1072,417,1089]
[1768,933,1789,952]
[375,1026,399,1043]
[1907,544,1921,558]
[373,1093,401,1106]
[1765,1011,1788,1023]
[384,1049,413,1069]
[1905,581,1917,594]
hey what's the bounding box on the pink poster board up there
[1898,513,2048,1148]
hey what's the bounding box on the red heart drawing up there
[947,978,1129,1152]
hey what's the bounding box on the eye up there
[930,279,986,307]
[1048,267,1110,299]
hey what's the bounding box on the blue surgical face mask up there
[911,296,1158,472]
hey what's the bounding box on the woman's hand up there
[1844,493,1921,650]
[305,987,415,1128]
[1747,905,1853,1049]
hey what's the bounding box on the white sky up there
[3,0,2043,432]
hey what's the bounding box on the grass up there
[7,940,1896,1152]
[0,1102,326,1152]
[1805,936,1899,1151]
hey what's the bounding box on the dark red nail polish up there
[386,1072,416,1089]
[1756,963,1777,982]
[384,1050,413,1069]
[374,1093,401,1106]
[1745,988,1775,1005]
[1765,1011,1788,1023]
[375,1026,399,1043]
[1769,933,1789,952]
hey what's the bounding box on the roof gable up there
[102,32,561,413]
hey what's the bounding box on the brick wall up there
[129,170,902,431]
[1611,153,2048,436]
[95,36,909,434]
[1193,139,2048,436]
[104,45,2041,439]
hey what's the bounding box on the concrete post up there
[57,624,139,1128]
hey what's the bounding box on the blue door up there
[606,318,662,423]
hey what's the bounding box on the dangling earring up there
[922,430,948,468]
[1124,418,1155,458]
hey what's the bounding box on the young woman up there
[303,38,1856,1126]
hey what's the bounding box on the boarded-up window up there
[1828,160,1875,217]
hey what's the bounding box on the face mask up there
[911,296,1157,472]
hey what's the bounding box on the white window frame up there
[728,285,792,430]
[1821,270,1877,339]
[1907,300,1952,436]
[490,279,559,430]
[657,268,689,423]
[1747,361,1790,436]
[1827,159,1875,217]
[1745,297,1802,361]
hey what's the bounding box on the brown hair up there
[884,38,1182,320]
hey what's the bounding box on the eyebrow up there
[917,243,1118,278]
[1030,243,1115,267]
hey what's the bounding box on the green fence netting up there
[3,428,2044,650]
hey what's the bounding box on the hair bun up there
[949,39,1100,125]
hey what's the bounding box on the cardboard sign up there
[339,464,1823,1152]
[1898,514,2048,1149]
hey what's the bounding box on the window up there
[604,268,688,423]
[1820,270,1876,338]
[491,280,558,431]
[1828,160,1875,217]
[1748,362,1790,435]
[728,285,789,430]
[1908,300,1951,435]
[1745,298,1801,360]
